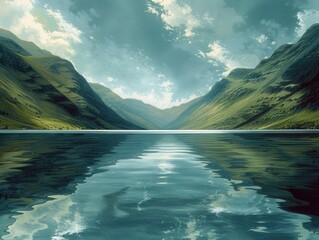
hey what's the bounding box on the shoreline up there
[1,129,319,134]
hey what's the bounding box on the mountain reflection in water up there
[0,132,318,239]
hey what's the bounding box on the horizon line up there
[1,129,319,134]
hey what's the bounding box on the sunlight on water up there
[0,133,318,239]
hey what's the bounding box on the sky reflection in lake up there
[0,133,318,239]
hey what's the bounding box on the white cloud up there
[149,0,201,37]
[202,41,239,76]
[0,0,81,59]
[160,80,173,89]
[45,6,82,44]
[254,34,268,43]
[296,10,319,36]
[11,0,35,10]
[112,82,197,109]
[147,3,160,16]
[106,76,114,82]
[203,13,214,25]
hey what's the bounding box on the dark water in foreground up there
[0,132,319,240]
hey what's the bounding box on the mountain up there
[0,28,51,56]
[169,24,319,129]
[90,83,193,129]
[0,31,139,129]
[2,24,319,130]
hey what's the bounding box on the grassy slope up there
[169,24,319,129]
[0,28,51,56]
[0,36,138,129]
[90,83,193,129]
[3,24,319,130]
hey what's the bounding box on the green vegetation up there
[1,24,319,130]
[169,24,319,129]
[0,28,51,56]
[90,83,194,129]
[0,30,138,130]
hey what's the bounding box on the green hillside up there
[0,28,51,56]
[2,24,319,130]
[90,83,191,129]
[168,24,319,129]
[0,33,138,129]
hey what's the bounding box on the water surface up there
[0,132,318,239]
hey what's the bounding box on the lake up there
[0,131,318,239]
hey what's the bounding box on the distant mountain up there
[2,23,319,130]
[90,83,193,129]
[0,31,138,129]
[168,24,319,129]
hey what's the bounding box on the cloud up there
[148,0,201,37]
[81,39,199,109]
[3,0,315,109]
[202,41,240,75]
[147,3,160,16]
[106,76,114,82]
[10,0,35,10]
[254,34,268,43]
[81,40,212,108]
[45,6,82,43]
[296,9,319,36]
[112,80,197,109]
[0,0,81,58]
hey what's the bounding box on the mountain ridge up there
[0,31,140,129]
[168,24,319,129]
[90,83,194,129]
[0,28,51,56]
[1,24,319,129]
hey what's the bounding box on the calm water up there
[0,132,319,239]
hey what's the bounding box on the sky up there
[1,0,319,109]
